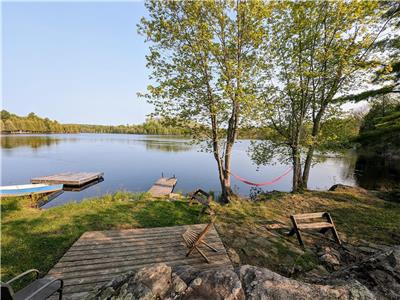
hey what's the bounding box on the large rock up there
[321,246,400,299]
[85,263,180,300]
[182,268,245,300]
[86,246,400,300]
[238,265,375,300]
[328,184,367,194]
[127,263,172,299]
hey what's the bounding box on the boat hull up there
[0,184,64,197]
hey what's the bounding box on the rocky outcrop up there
[86,262,382,300]
[239,265,375,300]
[315,246,400,299]
[182,268,245,300]
[85,264,175,300]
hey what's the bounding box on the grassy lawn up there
[2,188,400,285]
[1,192,204,284]
[213,189,400,276]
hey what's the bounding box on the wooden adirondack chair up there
[0,269,63,300]
[182,223,218,263]
[288,212,341,247]
[188,189,212,208]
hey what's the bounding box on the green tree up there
[4,119,16,132]
[253,0,391,191]
[139,0,267,202]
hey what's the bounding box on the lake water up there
[1,133,394,208]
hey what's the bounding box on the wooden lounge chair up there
[288,212,341,247]
[1,269,63,300]
[182,223,218,263]
[188,189,212,216]
[188,189,212,207]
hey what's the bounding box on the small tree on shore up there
[139,0,268,202]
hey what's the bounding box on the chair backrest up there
[292,212,327,223]
[194,222,213,245]
[1,283,14,300]
[191,189,212,207]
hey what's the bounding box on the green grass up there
[1,192,204,284]
[2,188,400,285]
[212,189,400,276]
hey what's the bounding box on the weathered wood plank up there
[293,212,326,220]
[47,224,232,299]
[52,243,225,271]
[78,224,206,239]
[61,238,223,260]
[297,222,333,229]
[147,177,177,197]
[52,244,225,273]
[71,234,220,250]
[31,172,104,186]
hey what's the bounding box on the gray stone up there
[322,246,400,299]
[182,268,245,300]
[127,263,172,299]
[238,265,375,300]
[318,246,341,270]
[227,247,241,265]
[172,273,187,294]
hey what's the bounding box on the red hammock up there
[229,167,293,187]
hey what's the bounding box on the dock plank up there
[147,177,177,197]
[47,224,232,299]
[31,172,104,186]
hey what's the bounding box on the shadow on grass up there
[1,197,24,218]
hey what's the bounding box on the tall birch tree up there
[253,0,394,191]
[139,0,268,202]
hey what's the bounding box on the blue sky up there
[2,1,153,125]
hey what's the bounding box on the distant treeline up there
[0,110,362,145]
[0,110,189,135]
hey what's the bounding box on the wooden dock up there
[31,172,104,186]
[148,177,177,197]
[47,224,232,299]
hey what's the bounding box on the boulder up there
[321,246,400,299]
[328,184,367,194]
[238,265,375,300]
[85,264,180,300]
[318,246,341,271]
[182,268,245,300]
[127,263,172,299]
[227,247,241,265]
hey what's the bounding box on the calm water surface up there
[0,134,369,207]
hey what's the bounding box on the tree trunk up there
[210,114,235,204]
[302,145,314,189]
[302,106,325,189]
[292,147,303,192]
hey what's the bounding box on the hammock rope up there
[228,167,293,187]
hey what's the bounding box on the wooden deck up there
[31,172,104,186]
[47,224,231,299]
[148,177,177,197]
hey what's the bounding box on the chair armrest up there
[25,278,64,299]
[6,269,39,285]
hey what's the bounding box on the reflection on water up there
[143,139,192,152]
[1,133,396,207]
[63,178,105,191]
[354,151,400,190]
[1,135,64,149]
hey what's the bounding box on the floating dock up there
[147,177,177,197]
[47,224,232,299]
[31,172,104,187]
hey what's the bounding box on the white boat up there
[0,183,64,197]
